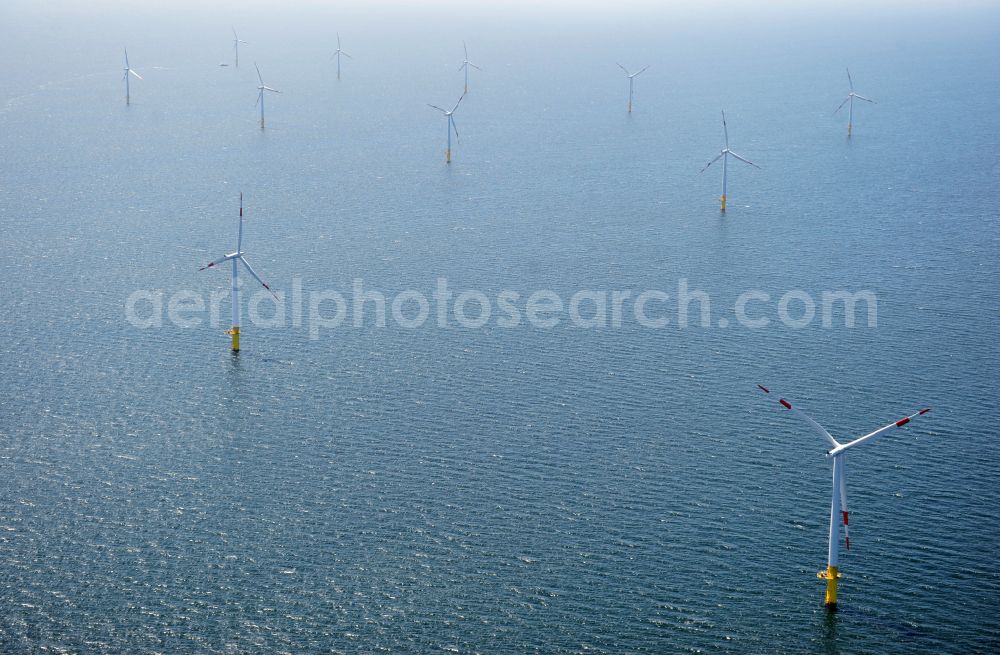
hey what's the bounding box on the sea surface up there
[1,2,999,653]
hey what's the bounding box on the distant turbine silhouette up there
[331,33,352,80]
[700,111,760,212]
[428,93,465,164]
[122,47,142,106]
[199,193,277,352]
[459,41,481,94]
[616,63,649,113]
[254,63,281,129]
[835,68,875,137]
[232,28,248,68]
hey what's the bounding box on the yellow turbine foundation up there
[818,565,840,608]
[720,194,727,211]
[229,327,240,352]
[446,148,451,164]
[847,123,852,137]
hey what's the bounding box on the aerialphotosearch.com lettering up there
[125,277,878,338]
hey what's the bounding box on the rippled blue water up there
[2,2,999,653]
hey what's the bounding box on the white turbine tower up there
[700,111,759,212]
[616,63,649,113]
[199,194,276,352]
[122,47,142,106]
[254,63,280,129]
[428,92,465,164]
[331,33,352,80]
[459,41,481,94]
[757,384,932,609]
[835,68,875,137]
[232,27,248,68]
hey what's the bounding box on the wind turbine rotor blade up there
[756,384,842,448]
[199,253,235,271]
[341,51,352,58]
[839,457,851,550]
[129,69,142,80]
[834,96,850,114]
[451,92,466,113]
[722,110,729,148]
[634,65,650,77]
[254,62,263,85]
[616,63,630,75]
[255,90,262,107]
[263,86,280,93]
[450,116,460,143]
[853,93,875,103]
[728,151,760,169]
[337,33,341,49]
[829,408,932,456]
[699,152,724,173]
[464,40,468,59]
[847,68,854,91]
[428,104,447,113]
[240,257,276,297]
[469,62,481,70]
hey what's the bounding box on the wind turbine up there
[122,48,142,106]
[331,33,352,80]
[835,68,875,137]
[254,63,280,129]
[428,93,465,164]
[459,41,481,94]
[616,63,649,113]
[232,27,248,68]
[700,111,759,212]
[757,384,932,609]
[199,194,276,352]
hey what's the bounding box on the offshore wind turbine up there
[331,33,352,80]
[122,48,142,105]
[428,92,465,164]
[199,194,276,352]
[459,41,481,94]
[700,111,759,211]
[232,27,248,68]
[835,68,875,137]
[616,63,649,113]
[757,384,932,609]
[254,63,280,129]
